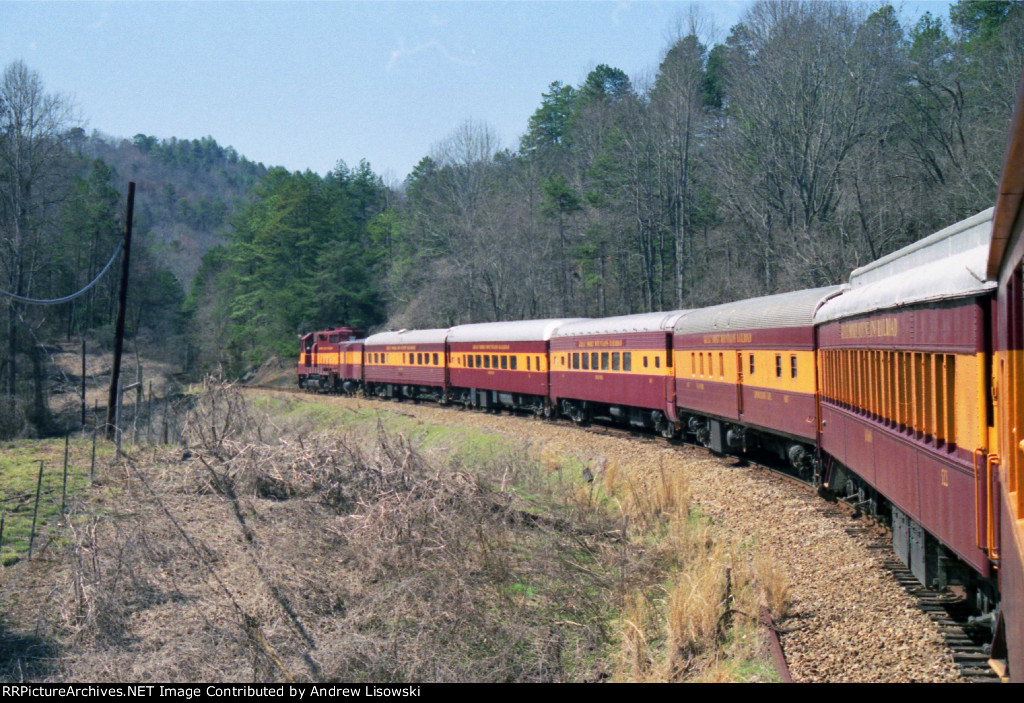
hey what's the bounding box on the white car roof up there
[364,328,450,346]
[675,287,843,335]
[447,318,587,343]
[553,310,689,337]
[815,209,996,324]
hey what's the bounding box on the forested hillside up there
[0,59,267,434]
[381,1,1024,324]
[2,0,1023,436]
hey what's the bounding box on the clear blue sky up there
[1,1,953,183]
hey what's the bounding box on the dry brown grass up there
[600,452,783,682]
[0,384,783,683]
[0,384,656,682]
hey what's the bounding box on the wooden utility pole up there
[106,182,135,440]
[81,336,87,429]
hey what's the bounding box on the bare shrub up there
[40,385,636,682]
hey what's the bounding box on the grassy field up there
[0,386,781,682]
[0,436,112,565]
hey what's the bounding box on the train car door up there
[736,351,745,417]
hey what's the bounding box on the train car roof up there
[553,310,689,338]
[448,318,588,343]
[674,287,843,336]
[815,210,997,324]
[364,328,450,346]
[987,70,1024,279]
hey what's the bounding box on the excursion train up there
[297,76,1024,681]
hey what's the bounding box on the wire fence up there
[0,385,195,569]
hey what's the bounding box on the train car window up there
[484,355,491,369]
[582,353,589,370]
[856,350,864,415]
[889,352,898,425]
[434,353,439,366]
[572,353,579,370]
[912,352,924,434]
[944,354,956,445]
[699,354,704,376]
[623,352,631,372]
[719,352,724,379]
[475,354,482,368]
[467,354,474,368]
[537,356,542,371]
[510,356,517,370]
[612,352,620,371]
[526,356,531,371]
[791,355,797,379]
[934,355,945,443]
[590,352,597,369]
[329,334,338,343]
[655,356,661,369]
[601,352,609,370]
[750,354,755,376]
[501,355,508,370]
[776,355,782,378]
[491,355,498,369]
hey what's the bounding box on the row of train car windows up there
[688,352,798,379]
[821,349,958,444]
[561,351,636,372]
[367,352,440,366]
[462,354,543,371]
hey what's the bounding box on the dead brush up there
[57,509,184,648]
[182,379,266,458]
[751,552,792,621]
[605,461,691,536]
[614,591,656,682]
[664,554,729,669]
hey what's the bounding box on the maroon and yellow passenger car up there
[816,211,997,599]
[447,319,584,414]
[985,72,1024,681]
[550,312,688,435]
[363,328,449,401]
[673,287,842,468]
[336,338,365,394]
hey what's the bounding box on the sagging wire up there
[0,239,123,305]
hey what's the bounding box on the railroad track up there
[253,385,998,681]
[571,415,1002,682]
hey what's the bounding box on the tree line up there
[3,1,1023,432]
[381,1,1023,325]
[0,60,265,434]
[191,1,1023,373]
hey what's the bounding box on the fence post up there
[61,434,69,514]
[28,460,43,560]
[90,428,97,481]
